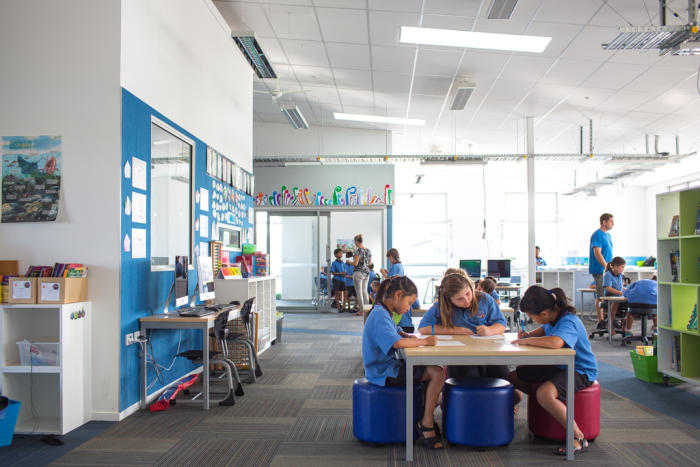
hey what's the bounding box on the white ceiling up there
[214,0,700,156]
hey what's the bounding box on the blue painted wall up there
[120,88,253,411]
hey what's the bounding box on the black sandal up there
[554,437,588,456]
[416,420,443,449]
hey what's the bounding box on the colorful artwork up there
[255,184,393,207]
[2,135,62,222]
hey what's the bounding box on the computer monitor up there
[459,259,481,279]
[487,259,511,281]
[174,255,189,308]
[197,255,215,302]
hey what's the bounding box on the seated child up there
[330,248,347,311]
[509,286,598,455]
[362,276,444,449]
[344,252,357,312]
[369,279,380,303]
[603,256,626,334]
[477,277,501,306]
[367,263,378,296]
[623,275,658,333]
[393,297,421,333]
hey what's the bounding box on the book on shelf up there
[669,249,680,282]
[25,265,53,277]
[669,215,680,237]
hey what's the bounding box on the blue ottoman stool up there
[352,378,422,443]
[442,377,514,447]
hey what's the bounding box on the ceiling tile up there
[534,0,605,25]
[371,45,417,74]
[486,79,537,101]
[282,40,329,67]
[637,91,695,115]
[583,62,648,89]
[291,64,336,86]
[368,0,422,13]
[589,0,659,28]
[265,4,322,41]
[613,111,666,128]
[503,55,558,82]
[325,42,371,69]
[415,47,464,78]
[524,21,585,58]
[593,90,651,113]
[564,86,618,109]
[334,68,373,89]
[624,67,695,93]
[424,0,483,17]
[373,72,411,93]
[369,10,420,45]
[421,14,475,30]
[299,85,342,106]
[457,52,512,80]
[411,75,453,96]
[373,91,409,110]
[214,1,274,36]
[338,88,375,106]
[316,7,368,45]
[668,74,700,97]
[538,58,603,86]
[314,0,365,7]
[257,37,288,64]
[561,25,624,62]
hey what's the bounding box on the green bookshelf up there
[656,187,700,386]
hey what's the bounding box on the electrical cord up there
[143,329,183,388]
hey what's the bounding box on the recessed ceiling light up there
[333,113,425,126]
[400,26,551,53]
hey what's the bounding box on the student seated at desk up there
[509,286,597,455]
[367,263,378,295]
[393,297,422,333]
[369,278,380,303]
[417,273,508,380]
[362,276,445,449]
[601,256,626,334]
[477,276,501,306]
[623,275,658,334]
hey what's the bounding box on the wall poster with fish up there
[2,135,61,222]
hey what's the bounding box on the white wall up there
[121,0,253,170]
[330,211,384,269]
[254,122,392,157]
[0,0,122,417]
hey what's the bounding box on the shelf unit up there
[0,302,91,435]
[656,188,700,385]
[213,277,276,353]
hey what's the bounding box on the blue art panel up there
[120,88,253,411]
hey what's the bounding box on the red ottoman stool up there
[527,381,600,441]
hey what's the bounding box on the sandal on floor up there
[554,437,588,456]
[416,420,443,449]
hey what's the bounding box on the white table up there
[400,334,576,461]
[599,296,627,343]
[577,288,597,321]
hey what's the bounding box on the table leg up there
[566,357,574,460]
[405,358,413,462]
[203,323,210,410]
[140,324,147,409]
[607,305,613,343]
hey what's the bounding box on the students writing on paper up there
[509,286,598,455]
[362,276,445,449]
[417,273,509,379]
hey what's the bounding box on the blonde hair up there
[438,273,481,326]
[444,268,467,278]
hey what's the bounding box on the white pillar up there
[526,117,536,287]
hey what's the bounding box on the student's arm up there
[393,335,437,348]
[351,254,359,267]
[380,267,388,277]
[476,298,507,336]
[418,324,473,335]
[476,322,505,336]
[517,326,546,339]
[593,246,606,269]
[604,286,623,296]
[512,335,565,348]
[398,330,416,338]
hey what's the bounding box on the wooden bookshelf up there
[656,187,700,385]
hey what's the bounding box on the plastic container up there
[629,350,664,383]
[242,243,256,254]
[17,340,60,366]
[0,400,21,447]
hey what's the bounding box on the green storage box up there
[629,350,665,383]
[242,243,256,254]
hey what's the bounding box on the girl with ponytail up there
[509,286,598,455]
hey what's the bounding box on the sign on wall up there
[255,184,392,207]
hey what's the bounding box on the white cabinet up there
[0,302,91,435]
[214,277,276,353]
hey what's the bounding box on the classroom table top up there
[403,333,576,357]
[495,285,522,290]
[577,288,596,292]
[139,305,241,324]
[500,306,514,313]
[599,296,627,302]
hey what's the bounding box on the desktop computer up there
[174,255,189,308]
[459,259,481,280]
[196,255,216,302]
[487,259,511,284]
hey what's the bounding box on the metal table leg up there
[405,358,413,462]
[202,322,210,410]
[140,323,147,409]
[566,357,575,460]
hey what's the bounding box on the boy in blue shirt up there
[510,286,598,455]
[381,248,404,278]
[367,263,377,296]
[536,246,547,266]
[477,276,501,305]
[344,252,356,312]
[330,248,347,312]
[603,256,626,335]
[362,276,444,449]
[623,276,658,335]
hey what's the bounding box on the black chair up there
[589,301,626,341]
[225,297,262,383]
[622,303,656,346]
[176,310,243,406]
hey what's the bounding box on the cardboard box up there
[38,277,87,304]
[0,260,19,276]
[8,277,37,304]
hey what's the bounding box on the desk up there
[599,296,627,343]
[400,334,576,461]
[139,306,241,410]
[577,288,597,321]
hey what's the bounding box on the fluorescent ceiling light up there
[488,0,519,19]
[400,26,551,53]
[232,33,277,79]
[421,159,486,166]
[281,105,309,129]
[333,113,425,126]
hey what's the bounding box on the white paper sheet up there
[436,335,454,340]
[200,188,209,211]
[131,228,146,259]
[131,192,147,224]
[436,341,465,346]
[200,241,209,257]
[12,281,32,299]
[41,282,61,301]
[469,335,506,340]
[131,157,147,190]
[123,160,131,179]
[200,214,209,238]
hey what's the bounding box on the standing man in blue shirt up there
[589,213,614,329]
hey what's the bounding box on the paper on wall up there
[200,188,209,211]
[131,157,147,191]
[131,192,147,224]
[200,214,209,237]
[131,228,146,259]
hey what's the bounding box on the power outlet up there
[133,330,142,341]
[125,332,135,346]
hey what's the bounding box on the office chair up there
[588,301,626,341]
[225,297,262,383]
[622,303,656,346]
[509,296,521,333]
[176,310,243,406]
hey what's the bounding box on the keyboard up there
[178,306,214,317]
[497,282,511,286]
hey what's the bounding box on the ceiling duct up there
[281,105,309,129]
[450,85,476,110]
[488,0,519,20]
[232,32,277,79]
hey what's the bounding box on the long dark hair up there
[376,275,418,307]
[520,286,576,321]
[605,256,626,274]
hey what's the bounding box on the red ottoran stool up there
[527,381,600,441]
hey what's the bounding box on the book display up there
[656,187,700,386]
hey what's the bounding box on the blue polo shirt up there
[344,262,355,286]
[490,290,500,302]
[543,313,598,382]
[624,279,657,305]
[536,257,547,266]
[589,229,613,275]
[395,298,420,328]
[330,259,345,281]
[387,262,405,278]
[362,303,402,386]
[603,270,623,295]
[418,293,506,332]
[367,270,377,293]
